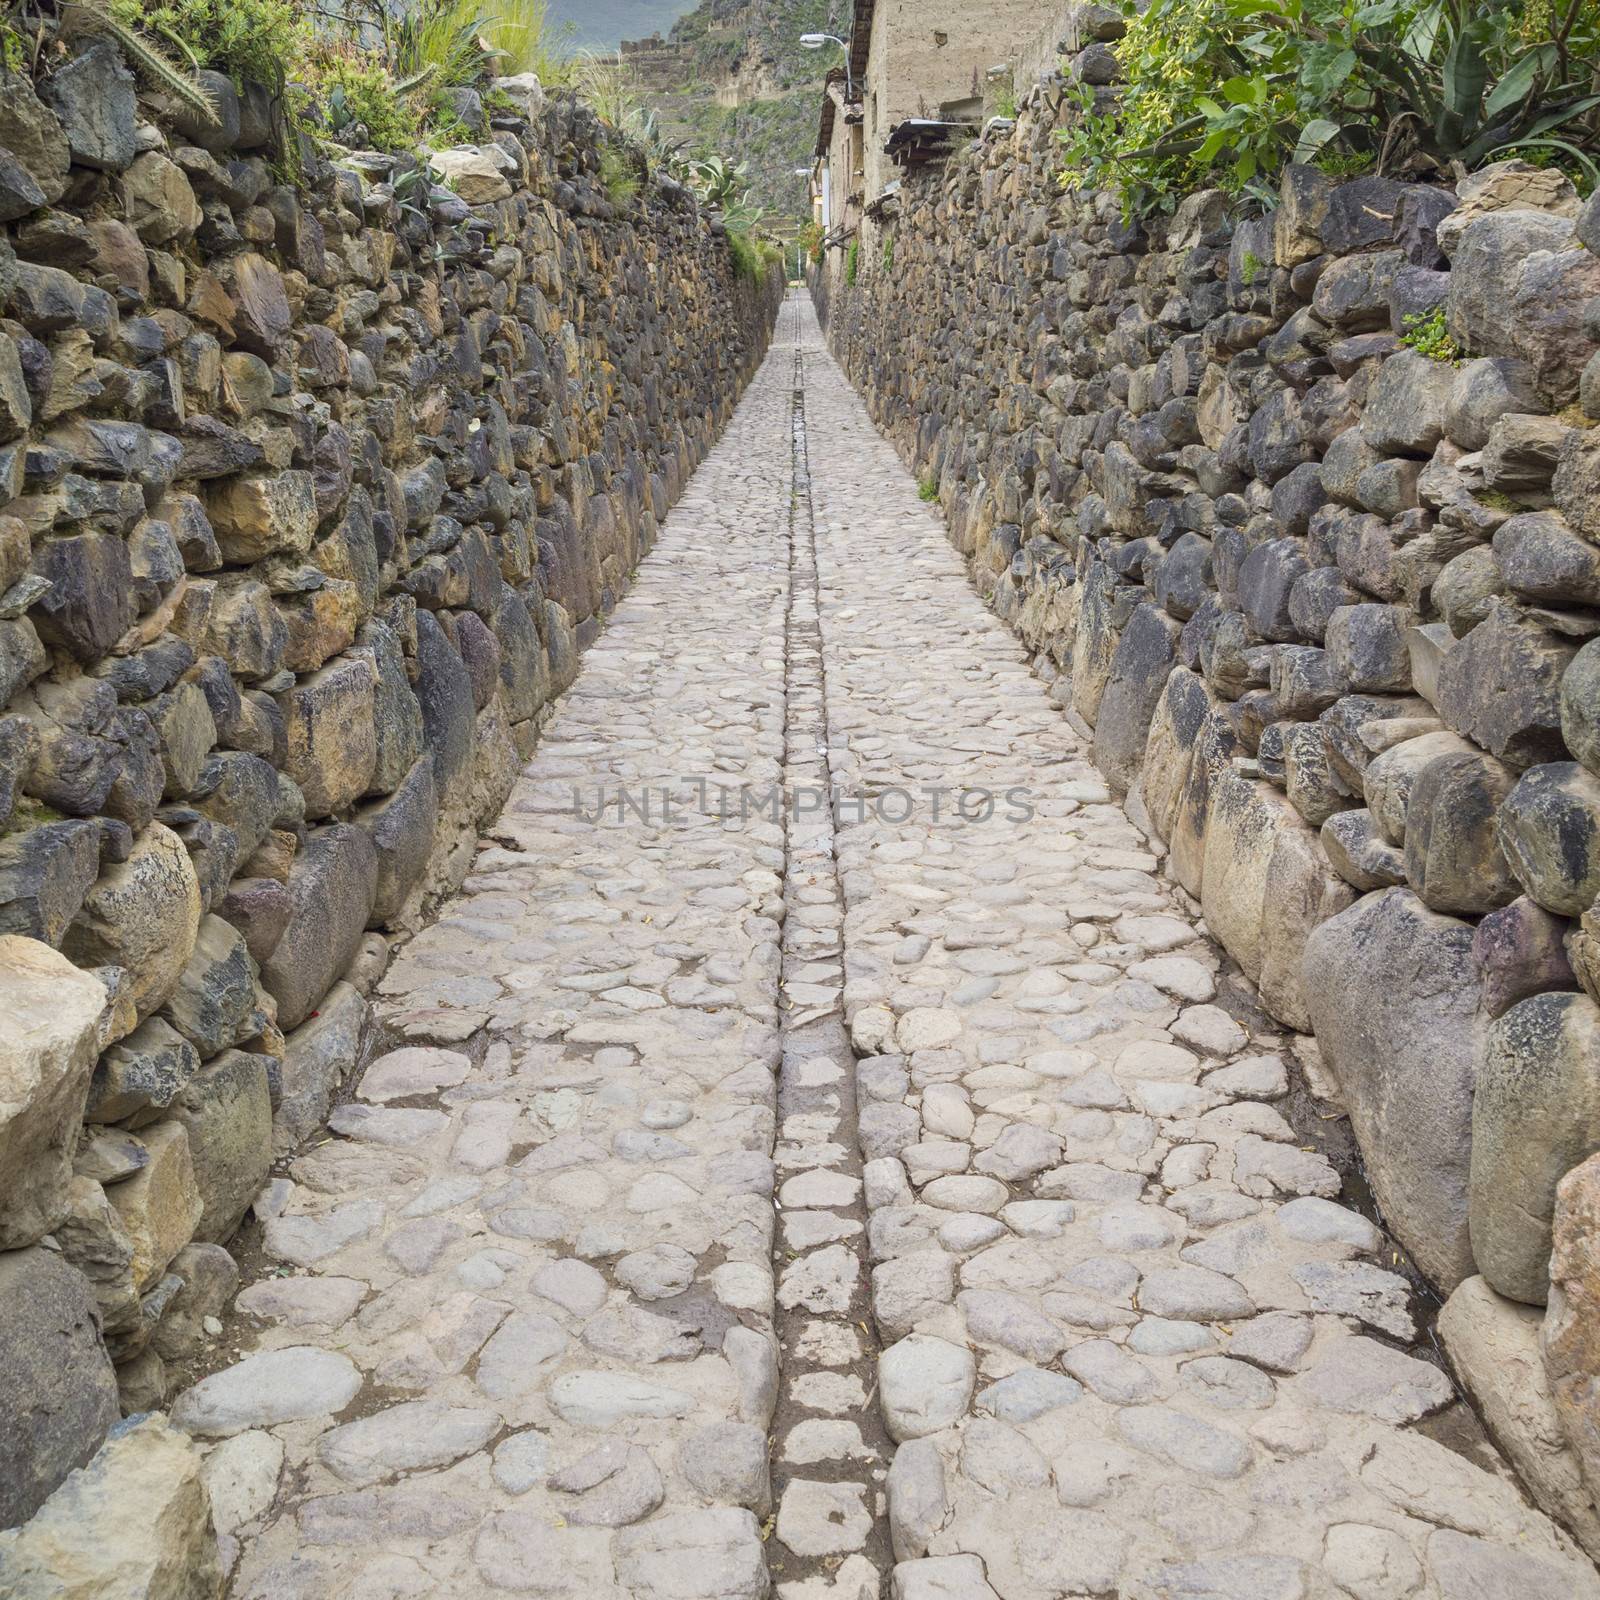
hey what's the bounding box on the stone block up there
[0,935,108,1251]
[1200,766,1349,1028]
[1361,349,1456,456]
[64,821,201,1021]
[105,1119,203,1292]
[1168,705,1240,898]
[1402,748,1519,915]
[43,41,137,172]
[0,818,100,946]
[1473,897,1578,1020]
[1137,667,1211,845]
[29,532,136,662]
[1324,603,1411,693]
[1303,888,1483,1289]
[158,914,259,1058]
[275,980,366,1153]
[1472,990,1600,1304]
[1362,728,1476,845]
[355,755,438,928]
[87,1016,201,1126]
[351,620,424,796]
[1564,640,1600,778]
[1093,602,1179,798]
[1439,1274,1600,1558]
[1321,808,1405,891]
[204,472,316,564]
[1545,1153,1600,1528]
[1237,539,1309,642]
[260,822,377,1032]
[0,1414,223,1595]
[1435,601,1575,770]
[278,655,378,819]
[216,877,292,967]
[169,1050,273,1244]
[1498,762,1600,916]
[1495,511,1600,607]
[0,1246,121,1529]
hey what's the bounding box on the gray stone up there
[158,913,258,1057]
[1471,990,1600,1304]
[1297,1335,1452,1421]
[318,1400,499,1488]
[44,42,138,172]
[610,1508,768,1600]
[88,1016,200,1125]
[355,755,438,927]
[1402,748,1519,915]
[260,823,377,1031]
[879,1334,975,1441]
[275,980,366,1150]
[1497,762,1600,916]
[0,1245,121,1527]
[171,1346,362,1437]
[168,1049,272,1243]
[1303,888,1481,1290]
[1114,1404,1252,1478]
[678,1422,771,1515]
[886,1435,948,1560]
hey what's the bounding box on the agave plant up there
[1353,0,1600,180]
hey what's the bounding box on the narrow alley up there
[204,295,1600,1600]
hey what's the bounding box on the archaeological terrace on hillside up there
[2,2,1600,1597]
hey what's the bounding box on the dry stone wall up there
[0,38,777,1532]
[823,58,1600,1549]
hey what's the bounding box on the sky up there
[544,0,700,50]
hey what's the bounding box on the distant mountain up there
[545,0,698,51]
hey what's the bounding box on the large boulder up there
[1498,763,1600,916]
[260,823,377,1031]
[0,1415,223,1597]
[157,915,259,1059]
[355,755,438,928]
[0,935,110,1249]
[1200,768,1354,1027]
[168,1050,273,1244]
[1471,990,1600,1304]
[1434,602,1574,771]
[277,655,379,820]
[63,822,201,1022]
[1440,1274,1600,1559]
[1303,888,1482,1289]
[1402,748,1519,915]
[1545,1153,1600,1526]
[1093,602,1179,797]
[105,1119,203,1292]
[0,1246,121,1528]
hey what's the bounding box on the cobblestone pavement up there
[195,294,1600,1599]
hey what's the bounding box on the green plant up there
[106,0,299,93]
[1400,304,1461,362]
[882,234,895,271]
[726,225,761,281]
[303,49,423,152]
[918,473,939,501]
[845,237,858,286]
[627,107,694,180]
[1241,248,1264,284]
[993,83,1018,119]
[485,0,575,85]
[1057,0,1600,216]
[599,141,641,205]
[799,217,824,263]
[574,51,640,127]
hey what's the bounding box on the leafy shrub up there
[599,141,641,206]
[1400,305,1461,362]
[882,233,894,271]
[107,0,300,89]
[917,473,939,501]
[726,226,761,281]
[845,237,858,286]
[799,218,824,263]
[1059,0,1600,216]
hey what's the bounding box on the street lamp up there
[799,32,853,101]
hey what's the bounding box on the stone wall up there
[821,46,1600,1549]
[0,37,777,1530]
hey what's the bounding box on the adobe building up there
[810,0,1072,310]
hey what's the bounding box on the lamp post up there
[799,32,853,102]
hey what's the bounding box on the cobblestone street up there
[201,295,1600,1599]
